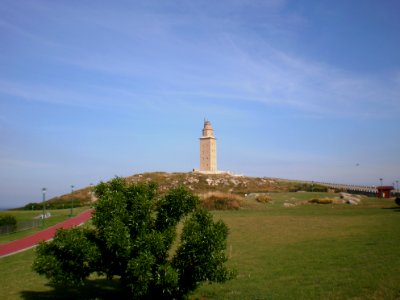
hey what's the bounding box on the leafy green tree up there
[33,178,234,299]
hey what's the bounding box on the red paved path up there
[0,209,93,258]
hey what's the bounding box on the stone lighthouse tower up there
[200,119,217,173]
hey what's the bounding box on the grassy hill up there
[125,172,302,194]
[15,172,325,210]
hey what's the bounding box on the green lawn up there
[0,207,90,244]
[1,193,399,299]
[194,194,400,299]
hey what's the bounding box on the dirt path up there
[0,209,93,258]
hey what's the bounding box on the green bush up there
[33,178,234,299]
[33,227,101,286]
[0,214,17,232]
[395,197,400,206]
[173,209,233,296]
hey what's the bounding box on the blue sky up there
[1,0,399,207]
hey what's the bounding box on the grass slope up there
[1,193,399,299]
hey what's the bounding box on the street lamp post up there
[70,185,74,217]
[396,180,399,191]
[42,188,46,227]
[90,183,94,203]
[379,178,383,187]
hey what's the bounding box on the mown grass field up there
[0,193,399,299]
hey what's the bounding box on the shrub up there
[308,198,333,204]
[199,192,242,210]
[0,214,17,230]
[289,183,328,192]
[255,194,272,203]
[33,178,234,299]
[395,197,400,206]
[33,227,101,286]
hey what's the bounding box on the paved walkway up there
[0,209,93,258]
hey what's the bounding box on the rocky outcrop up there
[340,193,361,205]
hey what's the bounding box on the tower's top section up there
[202,119,215,138]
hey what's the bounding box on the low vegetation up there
[0,214,17,227]
[199,192,243,210]
[308,198,334,204]
[33,178,234,299]
[288,182,328,192]
[255,194,272,203]
[0,214,17,233]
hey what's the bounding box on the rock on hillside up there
[339,192,362,205]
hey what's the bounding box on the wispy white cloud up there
[1,0,399,120]
[52,3,400,118]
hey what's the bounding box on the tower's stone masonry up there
[200,120,217,172]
